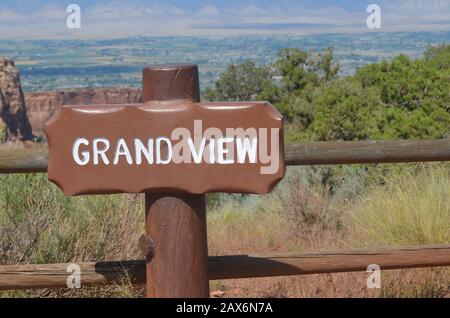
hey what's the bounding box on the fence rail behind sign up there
[1,139,449,174]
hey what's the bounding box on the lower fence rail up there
[1,244,449,291]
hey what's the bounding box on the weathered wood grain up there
[1,245,449,290]
[0,146,48,173]
[143,64,210,298]
[285,139,450,165]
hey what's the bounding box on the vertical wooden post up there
[142,64,209,298]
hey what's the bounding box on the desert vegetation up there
[0,45,449,298]
[0,163,449,298]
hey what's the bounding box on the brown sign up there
[45,101,285,195]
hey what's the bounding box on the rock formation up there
[1,57,143,140]
[25,88,142,137]
[0,58,34,141]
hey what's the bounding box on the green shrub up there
[206,45,450,142]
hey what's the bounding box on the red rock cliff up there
[25,87,143,137]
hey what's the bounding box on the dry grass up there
[207,165,450,298]
[0,164,449,298]
[209,268,450,298]
[0,122,6,143]
[351,164,450,247]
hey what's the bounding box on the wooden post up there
[142,64,209,298]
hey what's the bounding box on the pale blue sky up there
[1,0,450,39]
[0,1,372,12]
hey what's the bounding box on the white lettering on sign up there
[135,139,154,165]
[156,137,173,164]
[217,137,234,165]
[187,138,207,164]
[114,138,133,165]
[93,138,110,165]
[236,137,258,164]
[71,120,279,174]
[72,138,90,165]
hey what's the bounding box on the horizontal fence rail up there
[1,139,449,174]
[285,139,450,165]
[0,146,48,173]
[1,245,449,290]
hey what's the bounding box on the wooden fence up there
[2,139,450,173]
[0,139,450,291]
[1,245,450,290]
